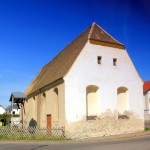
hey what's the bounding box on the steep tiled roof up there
[88,23,124,45]
[143,81,150,93]
[25,22,125,96]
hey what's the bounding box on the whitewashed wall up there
[64,41,144,123]
[23,83,65,128]
[11,108,20,115]
[144,90,150,114]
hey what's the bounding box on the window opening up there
[97,56,102,64]
[113,58,117,66]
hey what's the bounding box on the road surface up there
[0,135,150,150]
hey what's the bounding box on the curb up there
[74,131,150,142]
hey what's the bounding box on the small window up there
[97,56,102,64]
[113,58,117,66]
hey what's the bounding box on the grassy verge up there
[145,127,150,131]
[0,127,71,141]
[0,137,71,141]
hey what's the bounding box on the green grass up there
[145,127,150,131]
[0,132,69,141]
[0,136,71,141]
[0,132,71,141]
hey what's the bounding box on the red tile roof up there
[143,81,150,93]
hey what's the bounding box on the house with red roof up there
[22,22,144,138]
[144,81,150,120]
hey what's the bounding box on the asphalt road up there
[0,136,150,150]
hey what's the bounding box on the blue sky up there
[0,0,150,108]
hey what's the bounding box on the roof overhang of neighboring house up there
[143,81,150,94]
[9,92,27,103]
[144,90,150,95]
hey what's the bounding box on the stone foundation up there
[65,111,144,139]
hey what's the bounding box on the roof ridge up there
[88,22,96,39]
[95,23,124,45]
[48,26,90,61]
[25,26,91,96]
[35,26,91,74]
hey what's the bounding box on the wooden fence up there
[0,125,65,140]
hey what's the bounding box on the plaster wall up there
[87,86,99,116]
[117,90,128,114]
[64,41,144,126]
[145,91,150,113]
[45,83,65,127]
[23,97,37,127]
[23,83,65,128]
[144,91,150,120]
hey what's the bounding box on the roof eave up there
[27,78,64,99]
[89,39,125,49]
[144,89,150,94]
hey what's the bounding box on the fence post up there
[62,126,65,137]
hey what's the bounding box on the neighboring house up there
[6,104,20,125]
[23,22,144,138]
[144,81,150,121]
[0,105,5,114]
[6,104,20,115]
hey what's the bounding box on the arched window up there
[86,85,99,119]
[54,88,59,120]
[117,87,128,114]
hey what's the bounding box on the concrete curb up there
[74,131,150,142]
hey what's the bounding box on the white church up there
[23,22,144,138]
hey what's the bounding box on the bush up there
[0,114,20,126]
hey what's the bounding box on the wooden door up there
[47,114,52,128]
[47,114,52,135]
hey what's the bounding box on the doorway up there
[47,114,52,128]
